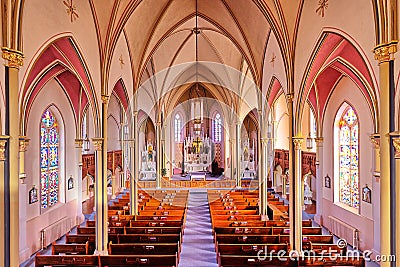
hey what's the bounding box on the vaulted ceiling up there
[89,0,303,88]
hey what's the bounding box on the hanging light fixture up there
[83,134,90,152]
[306,133,314,150]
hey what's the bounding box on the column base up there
[94,250,108,255]
[19,247,30,264]
[76,214,85,225]
[261,215,269,221]
[314,214,323,225]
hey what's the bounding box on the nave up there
[22,187,374,267]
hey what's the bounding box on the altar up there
[190,172,206,181]
[183,134,213,174]
[140,142,156,180]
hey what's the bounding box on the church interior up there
[0,0,399,266]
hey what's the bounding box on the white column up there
[156,122,162,188]
[314,137,323,225]
[235,122,241,187]
[291,136,303,252]
[92,137,108,255]
[74,139,84,224]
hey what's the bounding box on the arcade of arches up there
[0,1,400,266]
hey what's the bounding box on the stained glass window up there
[214,113,222,142]
[174,114,182,142]
[40,109,59,209]
[338,106,359,209]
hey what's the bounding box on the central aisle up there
[179,189,218,267]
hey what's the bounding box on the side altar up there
[140,142,156,180]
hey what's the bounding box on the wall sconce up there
[306,134,314,150]
[83,134,90,152]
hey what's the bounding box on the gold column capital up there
[0,135,10,161]
[393,138,400,159]
[101,95,110,104]
[1,47,24,68]
[75,138,84,148]
[369,133,380,149]
[315,137,324,143]
[292,136,303,150]
[91,138,104,151]
[373,41,398,64]
[389,132,400,159]
[19,136,30,152]
[286,93,294,102]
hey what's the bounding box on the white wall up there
[321,76,377,252]
[24,78,79,256]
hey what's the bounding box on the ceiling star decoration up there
[63,0,79,22]
[316,0,328,17]
[270,53,276,67]
[119,55,125,69]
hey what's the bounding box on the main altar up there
[183,134,212,174]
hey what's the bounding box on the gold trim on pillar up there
[373,41,398,64]
[1,47,24,68]
[0,136,10,161]
[315,137,324,143]
[292,136,303,150]
[75,139,83,148]
[92,138,104,151]
[393,138,400,159]
[101,95,110,104]
[369,134,380,149]
[389,133,400,159]
[19,137,30,152]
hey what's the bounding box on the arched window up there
[214,113,222,142]
[338,106,359,209]
[40,109,59,209]
[174,114,182,142]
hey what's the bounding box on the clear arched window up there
[214,113,222,142]
[338,106,359,209]
[40,109,60,209]
[174,114,182,142]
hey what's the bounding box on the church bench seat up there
[35,254,99,267]
[213,226,322,235]
[77,226,182,235]
[301,256,365,266]
[216,243,289,256]
[211,214,262,222]
[131,220,183,227]
[99,254,178,267]
[117,233,181,244]
[211,209,259,215]
[218,255,297,267]
[52,241,89,255]
[307,243,347,255]
[213,221,266,227]
[138,210,185,216]
[216,234,281,244]
[108,242,179,255]
[217,255,365,267]
[124,226,182,235]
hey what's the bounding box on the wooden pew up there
[217,243,288,256]
[52,241,89,255]
[118,233,181,244]
[108,242,179,255]
[99,254,178,267]
[35,254,99,267]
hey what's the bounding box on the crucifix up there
[192,137,202,154]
